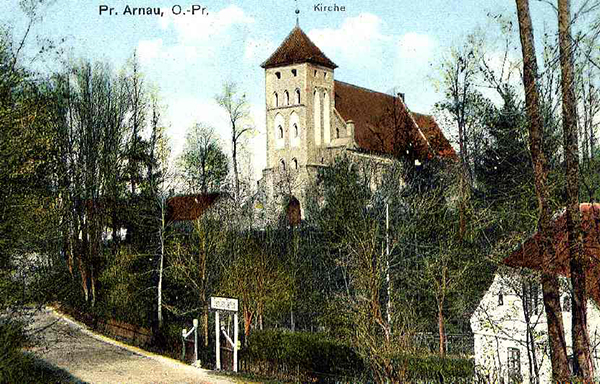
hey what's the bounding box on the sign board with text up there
[210,297,238,312]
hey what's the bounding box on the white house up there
[471,270,600,383]
[471,204,600,383]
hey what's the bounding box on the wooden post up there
[215,311,221,370]
[234,312,239,372]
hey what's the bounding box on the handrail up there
[181,318,199,365]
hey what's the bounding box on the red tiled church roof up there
[504,203,600,303]
[334,80,456,160]
[411,112,457,159]
[167,193,220,222]
[261,26,337,69]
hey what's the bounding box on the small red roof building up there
[504,203,600,303]
[166,193,221,222]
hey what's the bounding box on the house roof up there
[333,80,457,160]
[261,26,338,69]
[167,193,220,222]
[411,112,457,159]
[503,203,600,303]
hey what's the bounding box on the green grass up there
[0,352,86,384]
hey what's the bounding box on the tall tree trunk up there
[243,309,253,343]
[558,0,594,379]
[590,84,597,157]
[90,268,96,307]
[523,282,541,383]
[77,252,89,303]
[457,119,469,240]
[232,132,240,202]
[438,298,446,357]
[515,0,571,379]
[157,200,165,328]
[204,305,209,347]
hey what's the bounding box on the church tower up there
[257,24,456,224]
[261,26,338,173]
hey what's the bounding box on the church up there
[257,24,456,220]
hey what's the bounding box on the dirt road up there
[24,307,239,384]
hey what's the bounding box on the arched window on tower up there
[293,123,299,138]
[293,158,298,169]
[323,91,330,144]
[314,90,321,146]
[336,127,340,139]
[278,125,283,139]
[274,92,278,107]
[275,71,281,79]
[280,159,286,171]
[295,89,301,104]
[291,69,297,77]
[285,90,290,106]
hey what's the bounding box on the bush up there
[0,318,28,378]
[241,329,363,382]
[389,353,475,382]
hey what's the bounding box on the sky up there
[2,0,562,181]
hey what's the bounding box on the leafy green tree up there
[0,31,62,308]
[219,234,292,338]
[177,123,228,194]
[166,215,228,345]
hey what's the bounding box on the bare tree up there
[215,82,254,203]
[436,38,488,239]
[558,0,594,379]
[149,94,171,329]
[125,53,148,195]
[514,0,570,379]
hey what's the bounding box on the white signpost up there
[210,297,239,372]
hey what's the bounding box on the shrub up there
[0,318,30,382]
[241,329,363,382]
[389,353,475,382]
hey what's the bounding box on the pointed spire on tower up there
[261,25,338,69]
[295,0,300,26]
